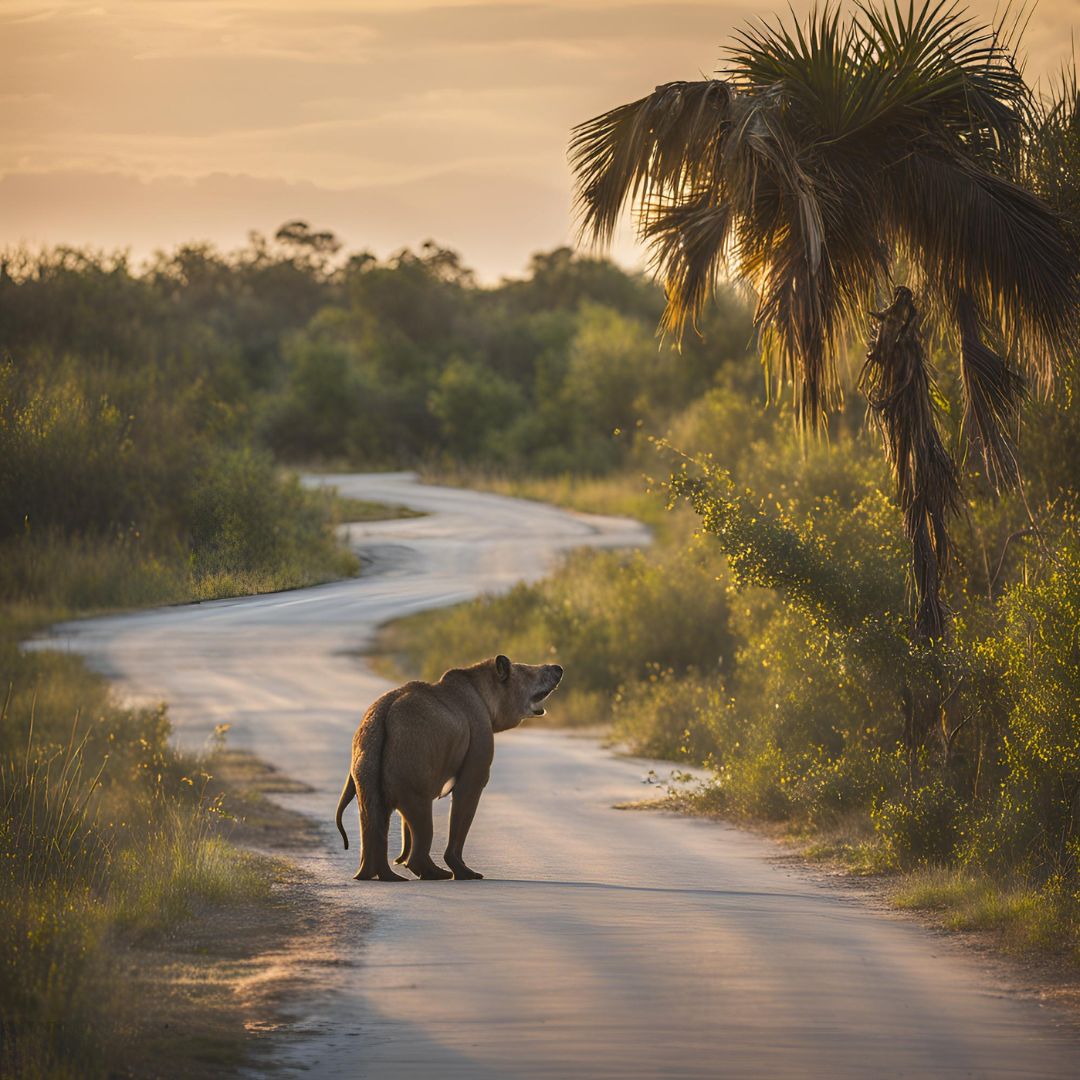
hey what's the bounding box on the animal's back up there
[381,682,472,801]
[352,686,402,765]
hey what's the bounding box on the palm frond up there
[956,291,1025,490]
[726,6,873,135]
[889,152,1078,389]
[569,80,731,246]
[643,194,733,339]
[857,0,1029,155]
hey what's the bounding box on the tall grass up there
[3,706,110,892]
[0,630,270,1077]
[891,867,1079,958]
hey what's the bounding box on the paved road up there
[37,473,1079,1078]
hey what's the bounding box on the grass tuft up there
[891,867,1080,958]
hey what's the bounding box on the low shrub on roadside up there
[871,773,963,868]
[612,668,722,762]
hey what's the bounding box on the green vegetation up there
[0,285,362,612]
[253,245,749,474]
[0,215,751,1071]
[1,205,746,1071]
[1,229,749,490]
[391,333,1080,958]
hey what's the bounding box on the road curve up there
[36,473,1078,1078]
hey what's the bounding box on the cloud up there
[0,3,749,143]
[0,166,614,281]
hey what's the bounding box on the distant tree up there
[427,356,524,459]
[274,220,343,261]
[504,246,661,319]
[410,240,476,288]
[570,0,1080,640]
[345,242,476,353]
[563,302,664,438]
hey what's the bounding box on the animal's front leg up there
[445,781,485,880]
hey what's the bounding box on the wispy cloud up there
[1,0,1073,273]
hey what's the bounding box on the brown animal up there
[335,655,563,881]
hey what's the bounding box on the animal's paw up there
[410,863,453,880]
[354,866,407,882]
[452,867,484,880]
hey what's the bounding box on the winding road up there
[37,473,1079,1078]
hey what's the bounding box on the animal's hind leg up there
[354,789,405,882]
[399,795,452,880]
[394,817,412,865]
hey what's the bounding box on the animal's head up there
[490,654,563,731]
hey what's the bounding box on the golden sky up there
[1,1,1074,278]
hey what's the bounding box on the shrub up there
[387,540,733,713]
[717,740,794,821]
[871,772,962,867]
[966,530,1080,876]
[0,361,357,610]
[428,357,525,460]
[613,668,722,761]
[787,747,902,829]
[186,446,356,595]
[0,362,145,542]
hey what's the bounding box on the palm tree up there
[1027,63,1080,247]
[569,0,1078,640]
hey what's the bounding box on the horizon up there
[2,0,1074,280]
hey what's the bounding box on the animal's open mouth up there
[529,680,561,716]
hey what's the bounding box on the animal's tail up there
[356,691,395,859]
[336,773,356,849]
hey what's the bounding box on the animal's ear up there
[495,654,511,682]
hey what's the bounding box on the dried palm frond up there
[569,80,731,247]
[861,287,960,639]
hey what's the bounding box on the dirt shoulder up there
[621,789,1080,1030]
[794,857,1080,1026]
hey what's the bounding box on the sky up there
[1,0,1075,280]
